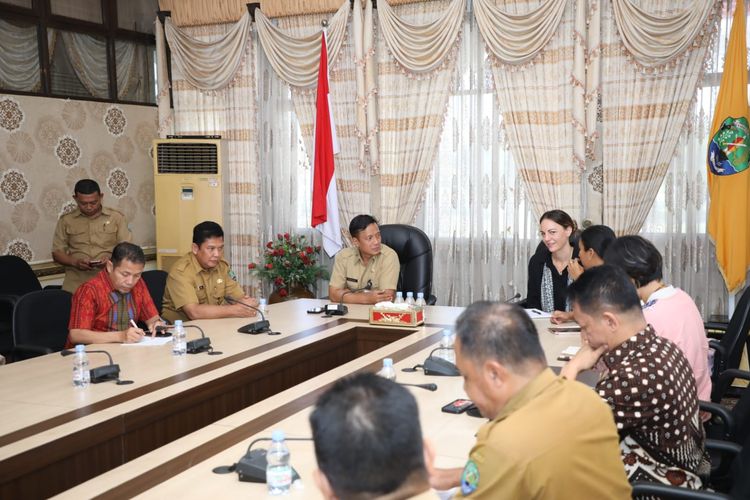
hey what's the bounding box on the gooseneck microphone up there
[504,292,522,304]
[325,280,373,316]
[225,296,271,334]
[399,382,438,391]
[155,324,221,355]
[60,348,133,385]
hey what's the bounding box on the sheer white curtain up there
[641,1,742,317]
[256,38,330,296]
[0,19,44,92]
[420,7,536,306]
[170,21,260,292]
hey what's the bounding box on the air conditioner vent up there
[156,142,219,174]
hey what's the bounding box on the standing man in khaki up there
[328,214,399,305]
[430,302,631,499]
[162,221,258,322]
[52,179,131,293]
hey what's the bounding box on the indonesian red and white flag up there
[311,32,342,257]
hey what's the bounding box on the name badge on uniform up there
[217,279,223,284]
[346,277,358,283]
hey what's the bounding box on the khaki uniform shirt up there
[161,252,245,323]
[328,244,399,292]
[456,369,631,499]
[52,207,131,293]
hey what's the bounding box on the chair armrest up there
[0,294,20,307]
[704,321,728,333]
[43,285,62,290]
[12,344,55,361]
[700,400,736,440]
[713,368,750,402]
[705,438,742,456]
[427,294,437,305]
[630,481,729,499]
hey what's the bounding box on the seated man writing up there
[328,214,399,305]
[162,221,258,322]
[310,372,437,499]
[68,242,164,346]
[562,265,708,488]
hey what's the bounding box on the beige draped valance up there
[473,0,568,66]
[255,1,350,89]
[164,11,251,91]
[377,0,466,74]
[612,0,717,68]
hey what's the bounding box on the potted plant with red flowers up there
[248,233,329,303]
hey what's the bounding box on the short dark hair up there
[579,225,616,259]
[111,242,145,267]
[567,264,641,316]
[455,302,546,369]
[310,373,426,498]
[603,235,662,287]
[192,221,224,246]
[349,214,378,238]
[74,179,101,195]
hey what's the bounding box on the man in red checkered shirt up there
[67,242,165,347]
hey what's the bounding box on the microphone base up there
[238,320,271,335]
[187,337,212,353]
[324,304,348,316]
[236,448,300,483]
[90,364,121,383]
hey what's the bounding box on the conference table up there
[0,299,582,498]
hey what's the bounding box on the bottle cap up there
[417,292,424,298]
[396,291,403,296]
[272,429,285,441]
[383,358,393,367]
[406,291,414,297]
[259,298,267,306]
[174,319,183,326]
[443,331,451,337]
[75,344,85,352]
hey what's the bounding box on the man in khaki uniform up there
[162,221,258,323]
[52,179,131,293]
[328,214,399,305]
[430,302,631,499]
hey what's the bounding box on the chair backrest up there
[379,224,434,302]
[141,270,168,315]
[718,286,750,375]
[12,289,72,358]
[0,255,42,296]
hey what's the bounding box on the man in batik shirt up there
[562,265,707,488]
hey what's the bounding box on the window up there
[0,0,157,104]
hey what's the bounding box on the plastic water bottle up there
[258,297,268,316]
[405,291,416,307]
[266,429,292,495]
[394,291,404,304]
[378,358,397,381]
[72,344,90,388]
[172,319,187,356]
[415,292,427,307]
[436,331,456,365]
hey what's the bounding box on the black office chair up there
[706,286,750,401]
[141,270,168,316]
[379,224,436,305]
[702,369,750,446]
[0,255,44,359]
[12,289,72,361]
[630,431,750,499]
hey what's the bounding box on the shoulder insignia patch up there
[460,459,480,496]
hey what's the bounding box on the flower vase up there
[269,285,315,304]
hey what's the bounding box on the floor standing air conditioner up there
[153,138,225,273]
